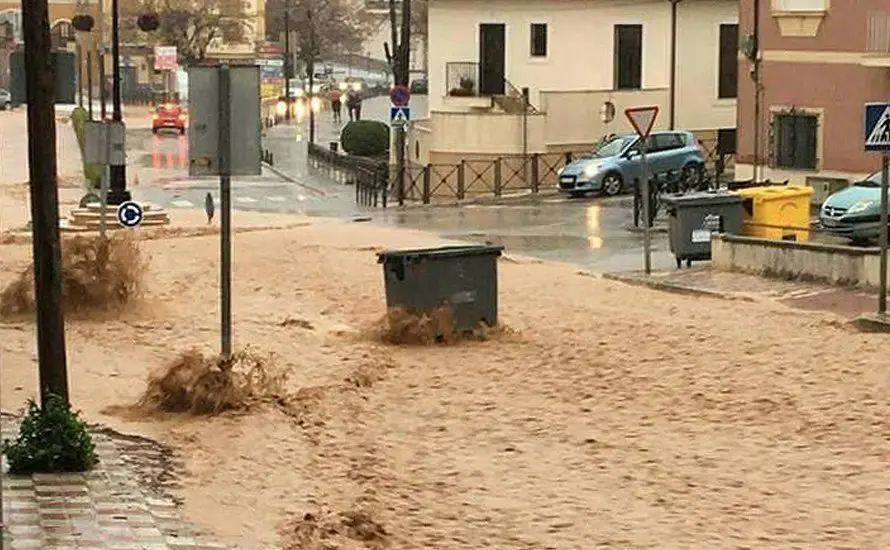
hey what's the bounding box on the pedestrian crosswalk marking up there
[171,199,194,208]
[235,196,258,203]
[267,196,286,202]
[866,105,890,148]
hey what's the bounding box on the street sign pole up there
[218,64,233,361]
[864,102,890,315]
[100,124,109,239]
[641,144,651,274]
[880,151,888,314]
[625,105,659,275]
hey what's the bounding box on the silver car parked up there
[557,130,706,197]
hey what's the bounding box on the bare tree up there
[123,0,250,64]
[266,0,370,71]
[411,0,427,39]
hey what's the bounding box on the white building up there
[410,0,738,167]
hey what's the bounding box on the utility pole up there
[668,0,683,130]
[389,0,411,205]
[307,8,315,143]
[283,0,291,120]
[752,0,762,183]
[98,0,106,119]
[108,0,129,204]
[22,0,70,404]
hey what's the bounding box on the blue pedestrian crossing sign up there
[865,103,890,152]
[390,106,410,127]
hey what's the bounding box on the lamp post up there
[668,0,683,130]
[107,0,128,205]
[752,0,762,183]
[283,0,291,120]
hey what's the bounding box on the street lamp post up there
[283,0,291,120]
[107,0,129,205]
[668,0,683,130]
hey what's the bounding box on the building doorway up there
[479,23,505,95]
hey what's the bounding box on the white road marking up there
[296,194,306,202]
[267,196,286,202]
[235,196,258,204]
[171,199,194,208]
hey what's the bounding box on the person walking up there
[355,91,362,120]
[346,89,358,121]
[328,86,343,124]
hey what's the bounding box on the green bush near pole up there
[70,106,103,189]
[2,395,98,473]
[340,120,390,157]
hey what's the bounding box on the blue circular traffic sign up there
[117,200,144,228]
[390,85,410,107]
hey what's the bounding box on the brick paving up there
[1,415,226,549]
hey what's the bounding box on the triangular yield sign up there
[624,106,659,138]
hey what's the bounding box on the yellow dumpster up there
[735,186,813,241]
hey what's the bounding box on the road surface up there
[129,95,674,273]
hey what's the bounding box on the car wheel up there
[601,172,623,196]
[3,102,10,111]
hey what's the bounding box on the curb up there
[601,272,755,302]
[850,313,890,333]
[261,161,327,197]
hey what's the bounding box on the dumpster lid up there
[734,185,813,200]
[661,191,743,207]
[377,244,505,263]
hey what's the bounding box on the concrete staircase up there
[63,202,171,232]
[491,94,540,115]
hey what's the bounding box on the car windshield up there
[592,136,634,158]
[857,171,882,188]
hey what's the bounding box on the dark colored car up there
[152,103,187,134]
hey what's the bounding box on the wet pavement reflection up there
[127,96,673,274]
[372,197,674,273]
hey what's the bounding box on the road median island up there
[3,213,890,548]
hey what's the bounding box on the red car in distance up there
[152,103,187,135]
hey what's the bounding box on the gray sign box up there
[187,65,262,177]
[83,120,125,166]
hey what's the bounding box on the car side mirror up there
[624,150,639,160]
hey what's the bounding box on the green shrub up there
[340,120,390,157]
[71,106,102,189]
[2,395,98,474]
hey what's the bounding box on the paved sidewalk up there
[605,267,879,319]
[1,415,225,549]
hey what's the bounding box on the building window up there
[718,24,738,99]
[773,112,818,170]
[614,24,642,90]
[775,0,827,11]
[530,23,548,57]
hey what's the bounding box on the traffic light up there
[71,14,95,32]
[137,13,160,32]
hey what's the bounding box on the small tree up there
[3,395,98,474]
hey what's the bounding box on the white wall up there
[675,0,738,131]
[428,0,737,133]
